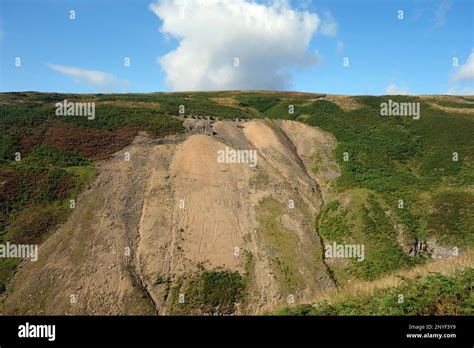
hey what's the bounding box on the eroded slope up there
[1,119,339,314]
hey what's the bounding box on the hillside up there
[0,91,473,315]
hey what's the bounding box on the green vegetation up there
[0,91,472,313]
[274,268,474,315]
[318,200,351,244]
[257,197,304,292]
[151,92,251,119]
[28,144,91,167]
[435,100,474,109]
[348,195,420,280]
[168,270,246,315]
[319,193,423,282]
[58,104,183,135]
[0,142,96,290]
[305,99,342,115]
[300,96,472,281]
[0,258,20,292]
[427,190,474,247]
[304,97,473,192]
[235,93,281,112]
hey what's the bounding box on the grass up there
[28,144,91,167]
[318,200,351,244]
[304,98,473,193]
[274,251,473,315]
[0,258,21,292]
[427,189,474,247]
[319,190,425,282]
[276,269,473,315]
[435,100,474,109]
[298,96,472,284]
[256,196,304,293]
[235,93,281,113]
[353,195,421,279]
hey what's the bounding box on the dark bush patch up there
[9,204,59,244]
[169,270,246,315]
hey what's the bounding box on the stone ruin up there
[173,114,248,136]
[183,118,214,136]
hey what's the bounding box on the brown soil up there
[1,120,340,315]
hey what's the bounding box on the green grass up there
[305,99,343,114]
[304,98,473,193]
[320,192,423,282]
[435,100,474,109]
[318,200,351,244]
[57,104,184,134]
[65,164,96,186]
[274,268,474,315]
[28,144,91,167]
[348,195,421,280]
[427,190,474,247]
[298,97,472,282]
[0,258,21,292]
[257,196,304,293]
[235,93,281,112]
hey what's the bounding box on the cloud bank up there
[48,64,129,91]
[150,0,323,91]
[385,83,410,95]
[319,10,338,37]
[452,51,474,82]
[447,51,474,95]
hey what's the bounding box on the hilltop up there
[0,91,472,314]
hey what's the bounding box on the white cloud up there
[446,51,474,95]
[48,64,129,91]
[446,85,474,95]
[149,0,323,91]
[319,10,338,37]
[435,0,452,27]
[452,51,474,82]
[385,83,410,95]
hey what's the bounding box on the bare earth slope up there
[1,119,338,314]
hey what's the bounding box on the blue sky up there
[0,0,473,94]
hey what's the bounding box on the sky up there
[0,0,473,95]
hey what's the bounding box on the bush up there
[274,269,474,315]
[318,201,351,244]
[169,270,246,315]
[235,94,281,112]
[29,144,91,167]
